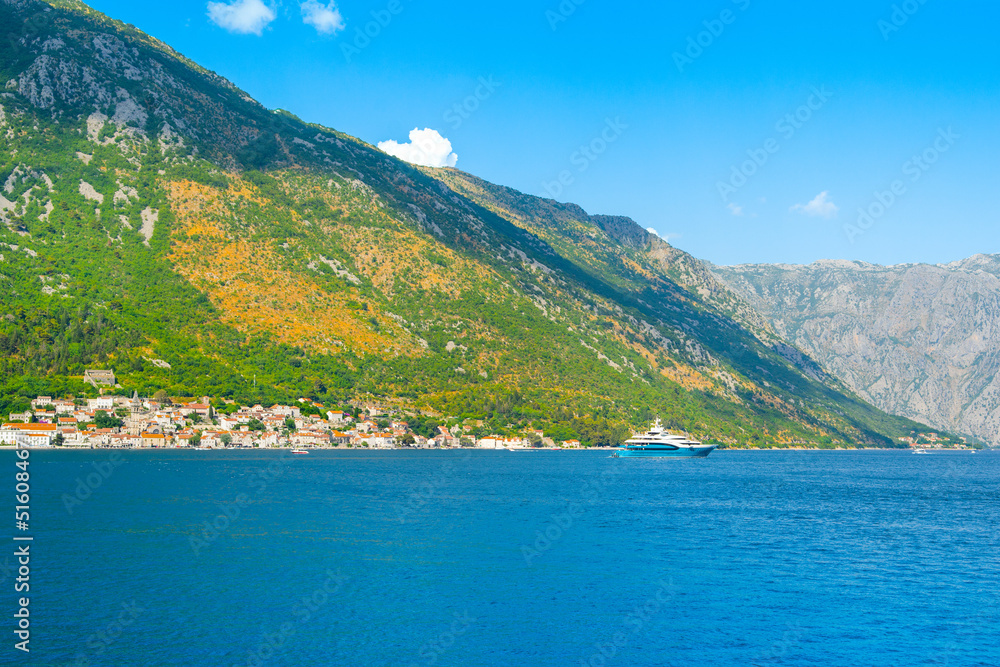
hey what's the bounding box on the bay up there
[8,449,999,666]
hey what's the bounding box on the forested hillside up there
[0,0,929,446]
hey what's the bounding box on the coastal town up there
[0,372,976,451]
[0,390,978,451]
[0,391,580,450]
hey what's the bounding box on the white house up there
[356,432,396,448]
[106,433,139,448]
[179,403,213,419]
[30,396,53,411]
[433,434,459,448]
[269,404,301,418]
[255,431,280,448]
[61,428,89,447]
[291,431,330,447]
[218,417,243,431]
[1,423,58,447]
[87,397,114,411]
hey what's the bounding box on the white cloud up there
[207,0,276,35]
[378,128,458,168]
[649,229,680,244]
[791,191,839,219]
[727,203,744,217]
[300,0,345,35]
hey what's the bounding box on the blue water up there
[6,449,999,666]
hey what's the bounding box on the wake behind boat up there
[613,419,717,458]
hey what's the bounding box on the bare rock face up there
[713,255,1000,444]
[4,0,267,166]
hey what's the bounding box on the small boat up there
[291,449,309,455]
[613,419,717,458]
[913,449,928,454]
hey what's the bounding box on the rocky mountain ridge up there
[712,254,1000,444]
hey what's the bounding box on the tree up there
[191,431,202,447]
[220,433,233,447]
[284,417,296,432]
[247,418,265,432]
[153,389,170,404]
[53,432,65,447]
[94,410,124,429]
[401,433,415,446]
[409,416,440,439]
[300,403,322,417]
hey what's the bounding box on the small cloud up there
[727,203,744,217]
[207,0,276,35]
[378,128,458,168]
[300,0,345,35]
[791,191,839,219]
[646,227,660,237]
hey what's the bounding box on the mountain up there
[0,0,928,446]
[712,256,1000,445]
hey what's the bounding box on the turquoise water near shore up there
[9,449,1000,666]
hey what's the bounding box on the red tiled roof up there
[3,423,57,431]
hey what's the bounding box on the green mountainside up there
[0,0,927,445]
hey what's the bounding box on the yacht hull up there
[614,445,717,458]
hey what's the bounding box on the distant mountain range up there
[0,0,931,446]
[712,255,1000,445]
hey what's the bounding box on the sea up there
[6,448,999,666]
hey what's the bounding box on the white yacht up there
[613,419,718,458]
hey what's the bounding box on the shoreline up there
[1,445,987,452]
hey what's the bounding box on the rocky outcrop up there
[3,0,268,165]
[712,255,1000,444]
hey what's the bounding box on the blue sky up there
[86,0,1000,266]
